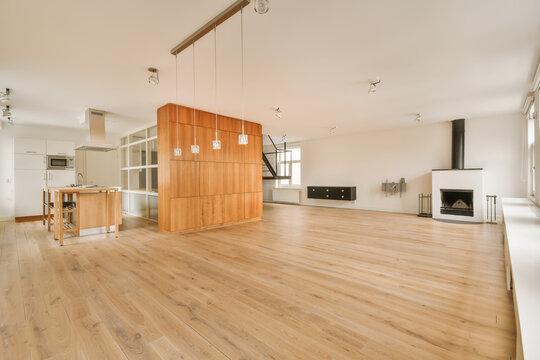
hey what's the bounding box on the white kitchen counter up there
[502,198,540,360]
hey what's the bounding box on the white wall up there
[0,123,120,220]
[465,113,528,209]
[534,90,540,206]
[300,113,527,217]
[0,134,14,220]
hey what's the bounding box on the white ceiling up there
[1,0,539,139]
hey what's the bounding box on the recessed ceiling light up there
[7,117,14,126]
[368,79,381,94]
[330,126,337,134]
[148,67,159,85]
[415,113,421,123]
[0,88,10,102]
[254,0,270,14]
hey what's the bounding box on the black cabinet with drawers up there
[307,186,356,201]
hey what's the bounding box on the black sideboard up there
[307,186,356,201]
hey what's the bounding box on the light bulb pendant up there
[238,134,248,145]
[212,140,221,150]
[174,148,182,156]
[254,0,270,14]
[191,144,200,154]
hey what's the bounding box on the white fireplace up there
[432,169,484,223]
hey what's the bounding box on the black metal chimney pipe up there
[451,119,465,170]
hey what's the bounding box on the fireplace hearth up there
[440,189,474,217]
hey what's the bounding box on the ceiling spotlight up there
[273,106,282,118]
[415,113,421,123]
[147,67,159,85]
[330,126,337,134]
[254,0,270,14]
[0,88,10,102]
[7,117,13,126]
[2,105,11,117]
[368,79,381,94]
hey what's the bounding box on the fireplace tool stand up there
[486,195,497,224]
[418,193,432,218]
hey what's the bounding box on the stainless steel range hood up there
[75,109,116,152]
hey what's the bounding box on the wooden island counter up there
[43,186,122,245]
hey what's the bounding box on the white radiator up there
[272,188,301,204]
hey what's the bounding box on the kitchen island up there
[43,186,122,245]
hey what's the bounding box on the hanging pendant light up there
[254,0,270,14]
[174,55,182,156]
[238,7,248,145]
[212,25,221,150]
[191,41,200,154]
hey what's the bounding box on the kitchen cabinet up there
[47,140,75,156]
[15,169,46,217]
[47,170,75,187]
[15,154,46,170]
[14,138,46,155]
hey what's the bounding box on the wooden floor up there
[0,203,515,359]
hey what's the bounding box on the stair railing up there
[262,135,292,179]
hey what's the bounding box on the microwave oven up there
[47,155,75,170]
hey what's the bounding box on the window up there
[528,103,536,197]
[278,146,301,186]
[120,125,158,221]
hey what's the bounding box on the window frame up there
[119,125,158,221]
[277,145,301,187]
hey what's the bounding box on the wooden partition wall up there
[157,103,263,233]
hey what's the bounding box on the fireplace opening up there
[440,189,474,217]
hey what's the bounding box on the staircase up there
[262,135,292,180]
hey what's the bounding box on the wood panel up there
[171,197,199,232]
[170,161,199,198]
[223,131,244,163]
[197,126,224,162]
[224,163,244,194]
[245,163,263,193]
[196,109,218,129]
[245,135,262,164]
[78,192,122,229]
[169,123,200,161]
[244,121,262,136]
[157,105,171,232]
[218,115,242,133]
[167,104,193,125]
[199,162,223,196]
[244,191,263,219]
[224,193,244,223]
[199,195,224,228]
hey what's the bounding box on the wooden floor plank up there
[0,203,515,359]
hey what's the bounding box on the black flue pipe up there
[451,119,465,170]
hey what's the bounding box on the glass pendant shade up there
[212,139,221,150]
[174,148,182,156]
[254,0,270,14]
[191,144,199,154]
[148,68,159,85]
[238,134,248,145]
